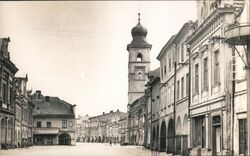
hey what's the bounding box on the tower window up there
[136,53,142,61]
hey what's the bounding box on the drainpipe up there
[149,87,153,150]
[173,61,177,154]
[187,46,191,119]
[231,46,236,155]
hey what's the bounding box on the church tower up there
[127,13,152,106]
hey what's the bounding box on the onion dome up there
[131,22,148,37]
[127,13,152,50]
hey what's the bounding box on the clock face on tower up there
[135,67,145,80]
[68,121,73,127]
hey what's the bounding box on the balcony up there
[225,22,250,45]
[33,127,59,135]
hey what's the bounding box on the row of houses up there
[125,0,249,155]
[76,110,127,144]
[0,38,76,149]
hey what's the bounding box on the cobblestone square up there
[0,143,169,156]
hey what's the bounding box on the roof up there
[32,94,75,118]
[156,21,195,61]
[156,35,176,60]
[89,111,127,123]
[127,20,152,50]
[148,67,160,78]
[130,95,146,109]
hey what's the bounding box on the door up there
[212,125,221,155]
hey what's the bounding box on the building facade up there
[0,38,19,149]
[155,21,194,154]
[76,114,90,142]
[125,13,152,145]
[86,110,127,143]
[31,90,76,145]
[224,0,250,155]
[146,0,248,155]
[144,68,160,149]
[186,1,246,155]
[127,96,146,146]
[14,75,34,147]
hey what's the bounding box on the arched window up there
[137,71,143,80]
[136,53,142,62]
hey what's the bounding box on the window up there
[177,80,180,100]
[181,43,184,62]
[171,85,174,104]
[169,54,172,72]
[181,77,184,98]
[214,50,220,84]
[136,53,142,62]
[137,71,143,80]
[164,58,167,75]
[3,83,7,103]
[161,62,163,78]
[203,58,208,89]
[194,116,205,148]
[62,120,67,128]
[168,87,171,105]
[37,122,41,128]
[47,122,51,128]
[186,73,189,97]
[177,46,180,63]
[195,64,199,93]
[9,87,13,104]
[239,119,247,155]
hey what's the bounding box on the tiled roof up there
[32,95,75,118]
[148,67,160,78]
[89,111,127,123]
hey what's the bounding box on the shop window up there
[239,119,247,155]
[194,116,205,148]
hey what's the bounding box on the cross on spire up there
[138,12,141,23]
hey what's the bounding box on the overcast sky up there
[0,1,197,117]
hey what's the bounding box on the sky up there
[0,1,197,117]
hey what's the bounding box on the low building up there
[31,90,76,145]
[86,110,127,143]
[14,74,34,147]
[76,114,90,142]
[127,96,146,146]
[118,116,127,144]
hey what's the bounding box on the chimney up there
[117,109,119,112]
[36,90,41,100]
[72,104,76,115]
[103,112,105,115]
[45,96,50,102]
[110,110,113,113]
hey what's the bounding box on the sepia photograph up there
[0,0,249,155]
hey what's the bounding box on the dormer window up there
[136,53,142,62]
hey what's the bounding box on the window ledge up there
[192,92,199,96]
[201,87,208,92]
[211,82,221,88]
